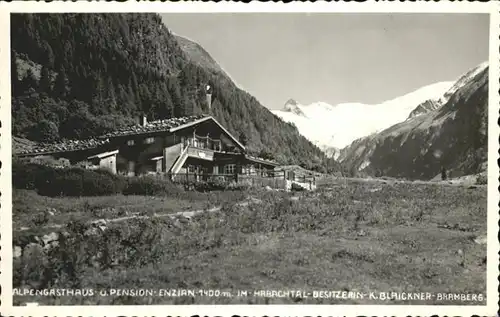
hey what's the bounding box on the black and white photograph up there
[2,3,498,315]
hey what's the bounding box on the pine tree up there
[239,131,248,146]
[39,65,52,94]
[11,51,20,96]
[126,81,138,114]
[28,119,59,143]
[105,77,117,111]
[53,65,69,98]
[21,68,38,92]
[91,75,105,114]
[41,40,55,68]
[116,83,128,113]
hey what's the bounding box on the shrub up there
[13,162,125,197]
[81,169,126,196]
[225,182,251,191]
[24,155,71,168]
[123,176,180,196]
[189,178,227,192]
[12,161,56,190]
[476,174,487,185]
[441,167,447,180]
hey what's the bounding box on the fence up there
[166,170,319,191]
[238,174,287,189]
[168,172,237,184]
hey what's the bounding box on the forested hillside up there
[11,13,339,172]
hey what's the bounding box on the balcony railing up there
[183,134,222,152]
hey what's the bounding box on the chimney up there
[205,85,212,114]
[136,114,147,126]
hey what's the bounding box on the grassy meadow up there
[13,179,487,305]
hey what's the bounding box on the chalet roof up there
[99,115,246,151]
[16,138,111,156]
[215,151,279,166]
[244,154,279,166]
[98,115,209,139]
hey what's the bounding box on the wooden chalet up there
[16,115,280,181]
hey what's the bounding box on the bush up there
[23,155,71,168]
[476,174,487,185]
[123,176,180,196]
[189,178,251,192]
[40,168,125,197]
[13,162,125,197]
[441,167,447,180]
[225,181,251,191]
[12,161,56,190]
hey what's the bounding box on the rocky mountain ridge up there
[339,62,489,180]
[272,81,454,157]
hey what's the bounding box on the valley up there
[13,178,487,305]
[273,62,489,181]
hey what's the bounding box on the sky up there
[161,13,489,110]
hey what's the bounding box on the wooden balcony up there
[186,147,215,161]
[183,134,222,152]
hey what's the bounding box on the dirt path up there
[16,205,223,233]
[15,199,259,233]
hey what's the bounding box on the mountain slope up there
[339,63,488,180]
[272,81,453,154]
[174,35,229,77]
[11,13,333,170]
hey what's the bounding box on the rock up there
[173,219,183,229]
[457,249,464,256]
[474,234,487,245]
[45,207,57,216]
[13,246,22,258]
[247,196,263,204]
[45,240,59,250]
[91,219,108,226]
[90,219,108,232]
[41,232,59,245]
[23,243,45,258]
[84,227,101,237]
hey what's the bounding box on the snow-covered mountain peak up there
[406,61,489,120]
[284,98,299,107]
[273,81,452,151]
[439,61,488,105]
[283,99,307,116]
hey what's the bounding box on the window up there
[224,164,236,174]
[144,137,155,144]
[127,140,135,146]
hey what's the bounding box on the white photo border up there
[0,1,498,316]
